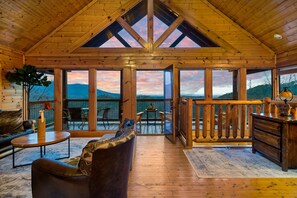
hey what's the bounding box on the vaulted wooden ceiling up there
[0,0,92,51]
[1,0,297,67]
[208,0,297,54]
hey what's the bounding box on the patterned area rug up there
[0,138,94,198]
[184,148,297,178]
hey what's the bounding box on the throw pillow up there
[78,129,135,176]
[121,118,134,129]
[0,109,23,134]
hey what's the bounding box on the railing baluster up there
[225,104,231,139]
[232,105,238,139]
[256,104,261,114]
[240,104,247,138]
[218,104,223,139]
[248,104,253,138]
[203,105,208,139]
[195,105,200,139]
[210,104,215,139]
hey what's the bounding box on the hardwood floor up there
[128,136,297,197]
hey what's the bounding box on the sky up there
[64,15,271,97]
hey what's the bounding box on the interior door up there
[164,65,176,143]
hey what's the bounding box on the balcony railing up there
[29,98,166,128]
[179,98,264,148]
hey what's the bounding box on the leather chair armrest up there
[32,158,90,198]
[32,158,84,177]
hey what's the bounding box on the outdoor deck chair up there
[97,108,111,129]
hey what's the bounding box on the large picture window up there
[212,70,233,99]
[280,73,297,94]
[180,70,205,99]
[247,70,272,99]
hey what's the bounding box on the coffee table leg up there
[68,138,70,158]
[12,146,15,168]
[40,146,43,158]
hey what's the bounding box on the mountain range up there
[30,81,297,101]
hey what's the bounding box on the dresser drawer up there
[254,128,281,149]
[254,118,281,136]
[253,139,281,163]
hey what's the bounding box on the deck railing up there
[29,98,166,128]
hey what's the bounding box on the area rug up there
[184,148,297,178]
[0,138,94,198]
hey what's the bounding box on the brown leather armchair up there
[31,135,135,198]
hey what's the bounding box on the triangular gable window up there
[175,37,200,48]
[100,36,125,48]
[160,21,216,48]
[154,16,168,42]
[82,0,219,48]
[159,29,182,48]
[131,16,147,42]
[118,29,142,48]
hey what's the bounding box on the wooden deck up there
[128,136,297,197]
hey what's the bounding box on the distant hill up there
[30,83,120,100]
[217,81,297,100]
[30,81,297,101]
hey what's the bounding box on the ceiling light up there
[274,33,283,40]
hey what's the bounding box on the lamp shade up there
[279,87,293,103]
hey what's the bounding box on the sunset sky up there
[64,15,271,97]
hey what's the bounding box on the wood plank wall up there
[0,45,23,110]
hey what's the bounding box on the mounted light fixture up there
[277,87,293,116]
[274,33,283,40]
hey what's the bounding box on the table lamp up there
[278,87,293,116]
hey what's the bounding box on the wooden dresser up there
[252,113,297,171]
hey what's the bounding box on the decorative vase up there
[37,110,46,139]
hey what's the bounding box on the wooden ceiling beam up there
[116,17,148,48]
[147,0,154,52]
[153,16,184,48]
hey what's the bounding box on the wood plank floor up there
[128,136,297,197]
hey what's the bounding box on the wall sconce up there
[277,87,293,116]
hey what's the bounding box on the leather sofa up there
[31,128,135,198]
[0,109,34,150]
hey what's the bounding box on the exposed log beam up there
[153,16,184,48]
[147,0,154,52]
[116,17,148,48]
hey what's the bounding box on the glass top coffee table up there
[11,131,70,168]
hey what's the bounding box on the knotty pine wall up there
[0,45,23,110]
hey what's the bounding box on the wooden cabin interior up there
[1,0,297,197]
